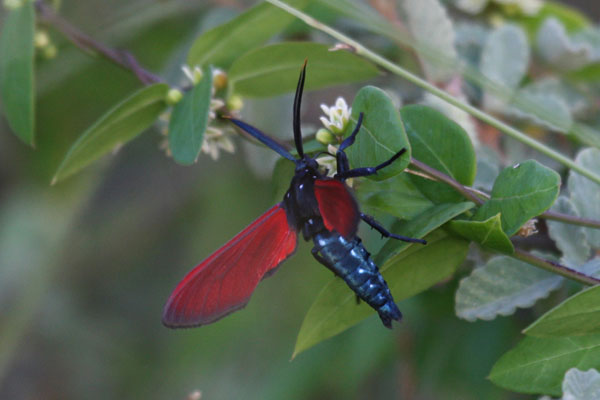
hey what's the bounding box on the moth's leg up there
[335,112,364,176]
[335,148,406,180]
[360,213,427,244]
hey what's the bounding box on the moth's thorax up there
[283,163,325,240]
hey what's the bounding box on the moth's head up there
[294,155,319,174]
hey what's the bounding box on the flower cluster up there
[315,144,340,178]
[201,126,234,161]
[319,97,352,135]
[161,65,236,161]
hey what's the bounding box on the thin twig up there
[410,159,600,230]
[512,249,600,285]
[541,211,600,230]
[409,158,484,205]
[34,0,162,85]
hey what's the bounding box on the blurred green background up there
[0,1,574,398]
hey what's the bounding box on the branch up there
[512,249,600,286]
[409,158,600,230]
[409,158,484,205]
[34,0,162,85]
[541,211,600,230]
[408,158,600,285]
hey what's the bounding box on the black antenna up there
[293,59,307,159]
[224,116,296,162]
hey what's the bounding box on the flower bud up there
[316,128,336,145]
[182,65,203,85]
[166,88,183,105]
[42,44,57,59]
[34,30,50,48]
[226,94,243,111]
[213,69,228,90]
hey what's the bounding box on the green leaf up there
[187,0,307,69]
[455,255,563,322]
[401,0,456,82]
[356,173,433,220]
[524,285,600,337]
[473,160,560,236]
[489,334,600,396]
[314,0,393,39]
[516,1,591,36]
[547,196,591,268]
[568,148,600,248]
[271,157,295,201]
[449,213,514,254]
[293,230,468,357]
[228,42,379,97]
[570,123,600,150]
[343,86,411,181]
[562,368,600,400]
[536,18,600,72]
[509,86,573,133]
[53,84,169,183]
[400,105,477,203]
[168,67,213,165]
[480,24,529,90]
[0,1,35,145]
[374,201,474,265]
[567,63,600,83]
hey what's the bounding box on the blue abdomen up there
[312,231,401,328]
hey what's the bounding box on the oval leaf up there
[343,86,410,181]
[53,84,169,183]
[547,196,591,268]
[401,0,457,82]
[481,24,529,90]
[508,87,573,133]
[187,0,307,69]
[449,213,515,254]
[455,255,563,322]
[356,173,433,220]
[489,334,600,396]
[473,160,561,236]
[375,201,474,265]
[0,1,35,145]
[168,67,213,165]
[524,285,600,337]
[516,2,591,36]
[229,42,379,97]
[537,18,598,71]
[568,148,600,248]
[400,104,477,203]
[562,368,600,400]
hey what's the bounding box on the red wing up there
[162,204,297,328]
[314,178,360,239]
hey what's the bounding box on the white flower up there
[209,98,225,120]
[316,154,337,178]
[181,65,203,85]
[202,127,235,161]
[319,97,352,135]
